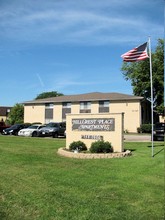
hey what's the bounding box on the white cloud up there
[0,0,163,46]
[45,72,122,92]
[36,73,45,87]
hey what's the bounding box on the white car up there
[18,124,45,137]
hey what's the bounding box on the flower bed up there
[57,148,132,159]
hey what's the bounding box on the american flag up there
[121,42,149,62]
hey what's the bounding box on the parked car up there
[38,122,66,138]
[18,124,46,137]
[2,123,31,135]
[153,122,165,141]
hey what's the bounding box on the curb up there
[57,148,132,159]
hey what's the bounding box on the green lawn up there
[0,136,164,220]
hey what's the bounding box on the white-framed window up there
[45,103,54,108]
[99,101,109,113]
[99,101,109,107]
[62,102,71,119]
[62,102,71,108]
[80,101,91,110]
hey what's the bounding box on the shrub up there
[90,140,113,153]
[69,141,87,152]
[137,124,152,133]
[137,127,142,133]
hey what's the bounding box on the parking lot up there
[0,132,151,141]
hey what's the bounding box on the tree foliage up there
[8,103,24,125]
[121,39,164,114]
[35,91,64,100]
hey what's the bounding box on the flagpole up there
[148,37,154,157]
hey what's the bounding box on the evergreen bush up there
[69,141,87,152]
[90,141,113,153]
[137,124,152,133]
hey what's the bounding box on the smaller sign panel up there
[81,135,103,140]
[72,118,115,131]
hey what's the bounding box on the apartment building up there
[23,92,150,133]
[0,106,12,122]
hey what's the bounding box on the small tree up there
[8,103,24,124]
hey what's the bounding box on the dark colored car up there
[2,123,31,135]
[153,122,165,141]
[38,122,66,138]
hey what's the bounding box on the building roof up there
[0,106,12,116]
[23,92,144,105]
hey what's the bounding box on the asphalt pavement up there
[124,134,151,142]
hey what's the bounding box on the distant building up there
[0,106,12,122]
[23,92,151,133]
[159,107,165,123]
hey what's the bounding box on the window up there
[62,102,71,120]
[45,103,53,123]
[99,101,109,107]
[62,102,71,108]
[80,102,91,113]
[45,103,54,108]
[80,102,91,110]
[99,101,109,113]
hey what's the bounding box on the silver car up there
[18,124,45,137]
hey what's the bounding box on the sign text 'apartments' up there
[72,118,115,131]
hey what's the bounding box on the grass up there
[0,136,164,220]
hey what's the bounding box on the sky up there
[0,0,164,106]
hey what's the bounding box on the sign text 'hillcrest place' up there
[72,118,115,131]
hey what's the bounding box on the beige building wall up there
[54,103,62,122]
[66,113,124,152]
[24,104,45,123]
[110,101,141,133]
[91,101,99,114]
[71,102,80,114]
[0,116,7,122]
[24,99,142,132]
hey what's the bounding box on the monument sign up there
[66,113,124,152]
